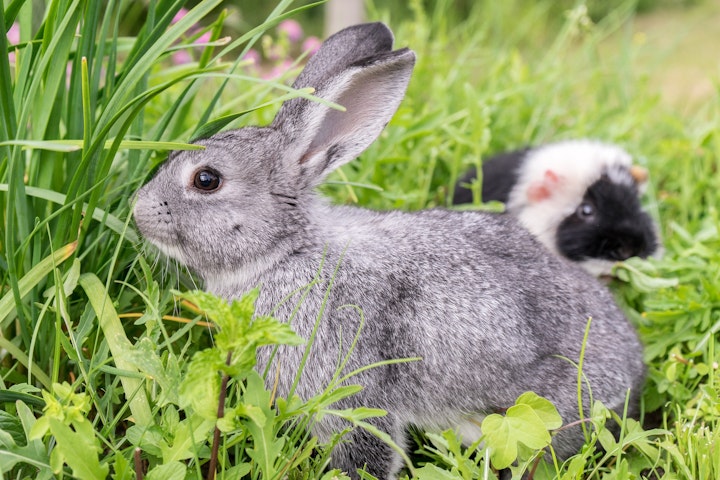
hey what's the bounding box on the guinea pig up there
[453,140,660,276]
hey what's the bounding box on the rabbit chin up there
[146,238,187,265]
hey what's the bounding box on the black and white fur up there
[453,140,660,276]
[134,24,644,479]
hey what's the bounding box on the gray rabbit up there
[453,141,660,276]
[134,23,645,479]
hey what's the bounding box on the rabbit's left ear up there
[273,47,415,188]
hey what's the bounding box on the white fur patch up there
[151,239,187,264]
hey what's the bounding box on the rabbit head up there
[134,22,415,286]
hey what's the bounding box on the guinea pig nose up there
[615,246,635,260]
[613,239,645,260]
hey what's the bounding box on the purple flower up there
[278,19,303,43]
[302,36,322,55]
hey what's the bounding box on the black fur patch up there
[556,177,658,261]
[453,148,529,204]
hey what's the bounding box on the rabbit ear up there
[272,25,415,189]
[290,22,395,91]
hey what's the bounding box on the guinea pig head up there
[555,165,659,273]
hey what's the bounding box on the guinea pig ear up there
[271,24,415,189]
[630,165,649,186]
[526,169,561,203]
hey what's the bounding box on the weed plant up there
[1,0,718,478]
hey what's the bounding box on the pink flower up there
[266,43,284,61]
[194,31,211,44]
[7,22,20,44]
[262,59,294,80]
[7,22,19,64]
[171,50,192,65]
[243,49,260,65]
[278,19,303,43]
[302,36,322,55]
[172,8,189,24]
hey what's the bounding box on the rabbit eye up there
[193,169,221,192]
[576,202,594,220]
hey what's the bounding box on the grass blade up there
[0,241,77,328]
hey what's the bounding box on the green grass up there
[1,0,719,478]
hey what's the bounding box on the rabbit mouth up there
[146,237,186,264]
[133,201,187,263]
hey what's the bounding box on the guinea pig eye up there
[192,169,222,192]
[576,202,595,220]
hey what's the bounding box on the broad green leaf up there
[414,463,465,480]
[243,371,284,478]
[515,391,563,430]
[614,262,679,293]
[122,338,178,405]
[178,348,224,419]
[48,418,109,480]
[145,461,187,480]
[224,463,252,477]
[0,428,52,474]
[481,404,552,469]
[159,416,214,463]
[0,411,25,445]
[125,425,164,457]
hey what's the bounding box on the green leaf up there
[224,463,252,478]
[78,274,152,426]
[481,404,552,469]
[178,348,224,419]
[145,461,187,480]
[414,463,465,480]
[126,425,164,457]
[0,411,26,446]
[614,261,679,293]
[515,391,563,430]
[243,371,284,478]
[159,416,214,463]
[122,338,178,406]
[47,417,109,480]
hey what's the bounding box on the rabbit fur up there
[134,23,645,479]
[453,141,660,276]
